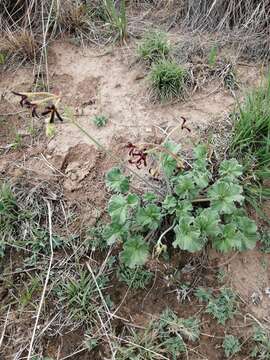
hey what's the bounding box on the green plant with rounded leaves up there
[104,142,258,268]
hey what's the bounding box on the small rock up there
[251,290,263,305]
[134,73,146,81]
[70,172,78,181]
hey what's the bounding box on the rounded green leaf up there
[213,224,238,252]
[136,204,162,230]
[195,209,221,238]
[108,194,127,224]
[173,217,203,252]
[219,159,243,180]
[106,167,129,193]
[175,174,198,200]
[120,236,149,268]
[104,223,127,245]
[193,144,208,160]
[163,194,177,214]
[208,181,244,214]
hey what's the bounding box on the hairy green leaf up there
[163,194,177,214]
[223,335,241,358]
[159,309,200,342]
[213,224,238,252]
[143,192,157,203]
[120,236,149,268]
[252,327,270,358]
[195,287,213,303]
[161,140,181,177]
[195,209,220,238]
[162,336,186,357]
[175,174,198,200]
[219,159,243,180]
[206,288,236,325]
[194,144,208,160]
[192,169,211,189]
[193,144,208,170]
[175,200,193,217]
[208,181,244,214]
[104,223,128,245]
[233,215,257,250]
[173,217,203,252]
[136,204,162,230]
[106,167,129,193]
[108,194,139,225]
[126,193,139,207]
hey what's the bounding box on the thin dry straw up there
[27,201,54,360]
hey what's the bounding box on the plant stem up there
[192,197,210,203]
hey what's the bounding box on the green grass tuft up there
[0,52,6,65]
[229,75,270,213]
[137,30,171,64]
[0,183,19,256]
[57,270,109,322]
[103,0,127,42]
[149,59,187,102]
[208,45,218,67]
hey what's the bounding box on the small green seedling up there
[223,335,241,358]
[252,327,270,359]
[86,225,107,252]
[20,277,41,308]
[117,265,153,289]
[11,133,23,150]
[217,268,227,283]
[0,53,6,65]
[92,115,108,127]
[260,231,270,253]
[196,287,237,325]
[84,337,99,351]
[208,45,218,67]
[205,288,237,325]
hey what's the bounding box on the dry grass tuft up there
[52,0,94,35]
[135,0,270,60]
[1,29,40,64]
